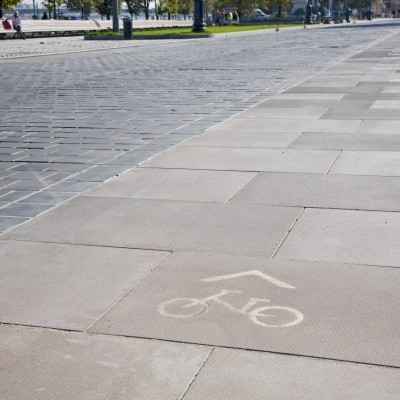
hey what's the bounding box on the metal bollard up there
[123,16,132,40]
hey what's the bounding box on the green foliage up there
[125,0,142,16]
[164,0,179,14]
[66,0,95,12]
[0,0,20,18]
[42,0,55,12]
[179,0,193,15]
[93,0,111,18]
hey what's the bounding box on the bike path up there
[1,29,400,400]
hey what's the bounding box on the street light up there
[305,0,312,23]
[112,0,119,32]
[193,0,206,32]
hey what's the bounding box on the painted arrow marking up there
[200,270,295,289]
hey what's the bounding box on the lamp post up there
[305,0,312,23]
[112,0,119,32]
[193,0,206,32]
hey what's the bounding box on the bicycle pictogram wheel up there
[158,298,209,318]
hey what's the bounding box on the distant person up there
[227,11,233,25]
[233,10,239,22]
[11,11,25,39]
[220,9,225,26]
[42,12,48,20]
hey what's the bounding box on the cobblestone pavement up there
[1,21,399,232]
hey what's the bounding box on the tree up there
[179,0,193,18]
[142,0,151,19]
[0,0,19,18]
[93,0,112,19]
[42,0,55,17]
[165,0,179,18]
[56,0,65,18]
[124,0,142,17]
[66,0,95,18]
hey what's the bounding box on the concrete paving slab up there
[330,151,400,176]
[276,208,400,268]
[5,197,301,257]
[320,109,368,120]
[181,131,301,149]
[0,240,168,330]
[299,81,359,88]
[85,168,257,203]
[363,109,400,119]
[372,100,400,109]
[288,133,400,151]
[277,93,346,100]
[184,348,400,400]
[142,147,339,174]
[356,120,400,135]
[0,216,28,232]
[238,107,328,120]
[90,252,400,366]
[0,203,52,218]
[253,100,340,108]
[383,87,400,93]
[0,325,210,400]
[230,172,400,211]
[204,119,361,134]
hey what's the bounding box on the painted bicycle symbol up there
[157,270,304,328]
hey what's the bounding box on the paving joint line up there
[2,322,398,370]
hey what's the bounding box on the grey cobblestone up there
[1,22,400,231]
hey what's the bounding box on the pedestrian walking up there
[227,11,233,25]
[220,9,226,26]
[11,11,25,39]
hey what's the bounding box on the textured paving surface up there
[0,241,168,330]
[184,348,400,400]
[6,197,302,256]
[0,325,210,400]
[89,252,400,367]
[143,146,340,173]
[85,167,257,202]
[1,21,400,399]
[231,172,400,211]
[1,23,400,233]
[275,208,400,267]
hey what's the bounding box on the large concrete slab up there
[5,197,302,257]
[0,240,168,330]
[372,100,400,109]
[276,208,400,267]
[0,325,210,400]
[230,172,400,211]
[356,120,400,134]
[203,118,361,134]
[84,168,257,202]
[277,93,346,100]
[90,252,400,366]
[288,133,400,151]
[142,147,339,174]
[237,107,328,120]
[181,130,301,149]
[184,348,400,400]
[330,151,400,176]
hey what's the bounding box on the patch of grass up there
[88,23,303,37]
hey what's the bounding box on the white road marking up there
[200,270,295,289]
